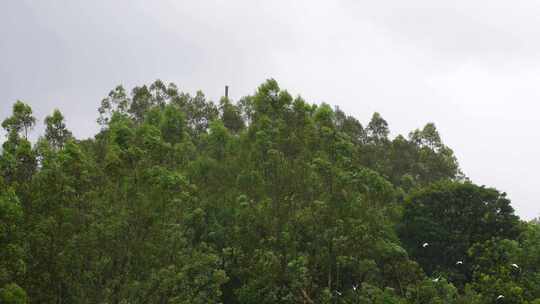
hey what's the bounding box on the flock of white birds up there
[333,241,520,301]
[422,242,518,301]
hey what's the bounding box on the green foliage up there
[0,182,25,292]
[1,101,36,140]
[0,283,28,304]
[399,181,521,287]
[0,79,537,303]
[44,109,72,150]
[366,112,389,143]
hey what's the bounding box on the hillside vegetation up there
[1,80,539,303]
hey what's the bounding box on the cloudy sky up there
[1,0,539,219]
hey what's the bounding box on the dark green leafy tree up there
[399,181,521,287]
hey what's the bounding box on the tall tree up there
[1,101,36,140]
[44,109,72,150]
[1,102,36,186]
[366,112,389,143]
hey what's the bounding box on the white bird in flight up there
[432,276,441,282]
[456,261,463,265]
[496,295,504,300]
[352,284,358,291]
[511,263,519,269]
[422,242,429,248]
[335,290,342,296]
[268,90,278,99]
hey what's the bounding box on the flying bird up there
[511,263,519,269]
[456,261,463,265]
[352,284,358,291]
[422,242,429,248]
[496,295,504,300]
[335,290,342,296]
[268,90,278,99]
[432,276,440,282]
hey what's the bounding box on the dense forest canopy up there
[1,79,539,303]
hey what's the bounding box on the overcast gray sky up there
[1,0,539,219]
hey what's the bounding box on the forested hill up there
[1,79,539,303]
